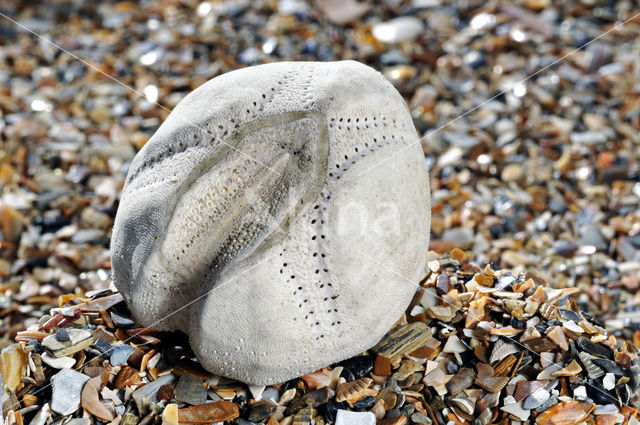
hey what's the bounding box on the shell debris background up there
[0,0,639,424]
[2,250,640,425]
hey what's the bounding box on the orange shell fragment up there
[535,401,595,425]
[81,376,115,422]
[530,285,545,303]
[513,278,535,293]
[450,248,466,262]
[178,401,239,423]
[546,326,569,351]
[595,414,617,425]
[489,327,524,336]
[474,273,494,287]
[551,359,582,377]
[466,297,488,329]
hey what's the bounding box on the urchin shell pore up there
[111,60,431,385]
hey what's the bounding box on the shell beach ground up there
[1,0,640,424]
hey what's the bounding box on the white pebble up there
[603,373,616,390]
[335,410,376,425]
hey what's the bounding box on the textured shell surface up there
[111,60,431,385]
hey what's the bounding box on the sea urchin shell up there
[111,61,431,384]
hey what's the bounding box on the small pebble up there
[603,373,615,390]
[41,352,75,369]
[42,329,94,358]
[133,374,177,402]
[372,17,424,43]
[162,404,179,425]
[92,338,112,356]
[353,396,377,411]
[174,374,208,406]
[55,328,70,342]
[50,368,89,415]
[109,344,135,366]
[335,410,376,425]
[247,400,277,422]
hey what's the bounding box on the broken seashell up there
[523,337,557,353]
[535,401,595,425]
[81,376,115,422]
[578,352,605,379]
[377,388,397,411]
[371,400,386,420]
[335,377,374,403]
[178,401,240,423]
[427,305,458,322]
[278,388,297,406]
[466,297,488,329]
[489,327,524,336]
[292,406,316,425]
[520,327,541,342]
[378,416,407,425]
[552,359,582,377]
[162,404,179,425]
[539,303,558,320]
[443,335,467,353]
[530,286,545,303]
[474,376,510,393]
[0,344,27,393]
[301,370,332,390]
[475,363,494,377]
[41,353,75,369]
[374,322,432,367]
[546,326,569,351]
[115,366,143,389]
[544,288,579,304]
[537,363,563,380]
[450,397,475,416]
[423,368,446,388]
[524,301,540,315]
[503,299,526,316]
[562,320,584,335]
[614,351,633,369]
[540,352,555,369]
[489,339,520,364]
[591,358,624,376]
[576,336,612,359]
[373,355,391,377]
[501,397,530,421]
[592,404,619,415]
[493,354,517,377]
[446,367,476,395]
[603,373,616,391]
[514,380,547,402]
[394,359,423,380]
[578,320,601,335]
[523,388,550,410]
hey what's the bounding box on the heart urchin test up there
[111,60,431,385]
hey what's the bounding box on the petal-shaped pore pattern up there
[159,112,328,297]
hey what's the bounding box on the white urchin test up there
[111,60,431,385]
